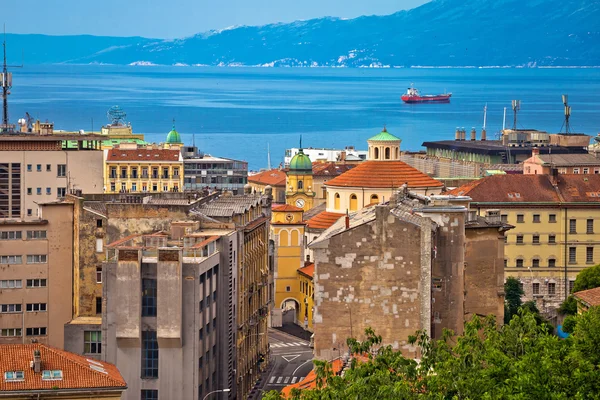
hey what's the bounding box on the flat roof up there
[0,133,107,142]
[422,140,589,155]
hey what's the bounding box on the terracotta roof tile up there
[448,174,600,204]
[248,169,287,186]
[272,204,304,212]
[298,263,314,279]
[312,162,356,177]
[306,211,344,230]
[281,358,343,397]
[574,287,600,307]
[106,148,181,162]
[0,343,126,392]
[324,161,443,189]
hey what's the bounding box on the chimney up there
[33,350,41,373]
[461,128,466,141]
[455,128,460,141]
[470,127,476,141]
[345,210,350,229]
[550,167,559,186]
[481,128,487,141]
[532,147,539,157]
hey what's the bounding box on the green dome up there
[289,149,313,175]
[166,124,182,144]
[368,126,400,142]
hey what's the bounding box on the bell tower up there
[286,139,315,211]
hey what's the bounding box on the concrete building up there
[103,144,184,194]
[523,148,600,175]
[450,174,600,312]
[0,343,126,399]
[182,146,248,194]
[0,133,104,221]
[310,189,510,360]
[284,146,366,167]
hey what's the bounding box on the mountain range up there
[6,0,600,67]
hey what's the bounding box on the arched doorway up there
[281,298,301,326]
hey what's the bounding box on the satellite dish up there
[107,106,127,126]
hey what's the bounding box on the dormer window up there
[4,371,24,381]
[42,370,63,380]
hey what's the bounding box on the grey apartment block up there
[182,146,248,194]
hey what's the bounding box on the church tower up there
[286,141,315,211]
[367,126,401,161]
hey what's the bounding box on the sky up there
[4,0,429,39]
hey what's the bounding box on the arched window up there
[298,180,303,190]
[291,230,299,246]
[385,147,391,160]
[349,194,358,211]
[334,193,340,210]
[370,194,379,204]
[279,230,289,246]
[374,147,379,160]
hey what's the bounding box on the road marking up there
[291,377,298,383]
[284,377,290,383]
[292,358,313,375]
[282,354,301,362]
[269,376,276,383]
[277,377,283,384]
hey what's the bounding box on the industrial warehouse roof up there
[248,169,287,186]
[324,161,443,189]
[0,343,126,392]
[105,148,181,162]
[448,174,600,204]
[421,140,590,156]
[306,211,344,230]
[196,194,263,217]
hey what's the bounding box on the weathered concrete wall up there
[464,227,505,324]
[313,208,424,361]
[115,251,141,344]
[157,249,182,347]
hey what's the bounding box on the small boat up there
[401,85,452,103]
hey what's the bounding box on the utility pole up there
[1,28,23,133]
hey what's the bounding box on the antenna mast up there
[483,103,487,130]
[502,107,507,131]
[511,100,520,130]
[267,142,271,170]
[562,94,571,134]
[1,27,22,133]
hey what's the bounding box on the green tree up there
[504,276,523,324]
[573,264,600,293]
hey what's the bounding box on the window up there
[0,328,22,337]
[0,231,22,240]
[587,247,594,264]
[533,214,540,223]
[0,280,22,289]
[46,187,51,195]
[110,182,116,192]
[142,331,159,378]
[26,279,47,288]
[516,235,524,244]
[26,327,47,336]
[96,238,103,253]
[27,187,32,195]
[286,286,291,292]
[532,282,540,295]
[152,184,158,191]
[41,370,62,380]
[548,282,556,295]
[334,193,340,209]
[131,168,138,178]
[504,259,508,268]
[26,303,47,312]
[532,235,540,244]
[569,247,577,264]
[46,164,51,172]
[298,180,303,190]
[27,164,32,172]
[27,230,46,239]
[141,390,158,400]
[84,331,102,354]
[583,168,590,174]
[0,255,22,264]
[142,279,157,317]
[569,280,576,294]
[516,214,524,223]
[96,219,103,228]
[570,219,577,234]
[573,168,580,174]
[199,328,203,340]
[57,187,66,197]
[4,371,24,381]
[132,182,137,192]
[27,255,47,264]
[173,168,179,177]
[36,164,42,172]
[57,164,66,177]
[96,267,102,283]
[501,214,508,223]
[120,168,127,179]
[36,187,42,195]
[549,214,557,223]
[587,219,594,234]
[96,297,102,314]
[548,259,556,268]
[549,235,556,244]
[0,304,22,313]
[27,209,32,216]
[516,259,524,268]
[121,182,126,192]
[532,259,540,268]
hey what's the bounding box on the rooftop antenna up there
[511,100,520,130]
[561,94,571,134]
[502,107,507,131]
[482,103,487,130]
[299,135,303,150]
[192,132,196,148]
[1,26,23,133]
[267,142,271,170]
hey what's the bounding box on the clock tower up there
[286,145,315,212]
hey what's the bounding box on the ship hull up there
[401,94,452,103]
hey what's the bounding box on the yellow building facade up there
[103,144,184,193]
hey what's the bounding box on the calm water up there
[9,65,600,169]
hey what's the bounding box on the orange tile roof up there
[574,287,600,307]
[0,343,126,392]
[324,161,443,188]
[273,204,304,212]
[248,169,287,186]
[191,235,220,249]
[298,263,314,279]
[306,211,344,230]
[281,358,344,398]
[312,162,356,177]
[106,148,180,162]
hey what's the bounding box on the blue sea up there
[9,65,600,169]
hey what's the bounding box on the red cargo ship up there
[401,86,452,103]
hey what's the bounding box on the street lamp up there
[202,388,231,400]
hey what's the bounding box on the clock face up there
[285,213,294,222]
[295,198,305,208]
